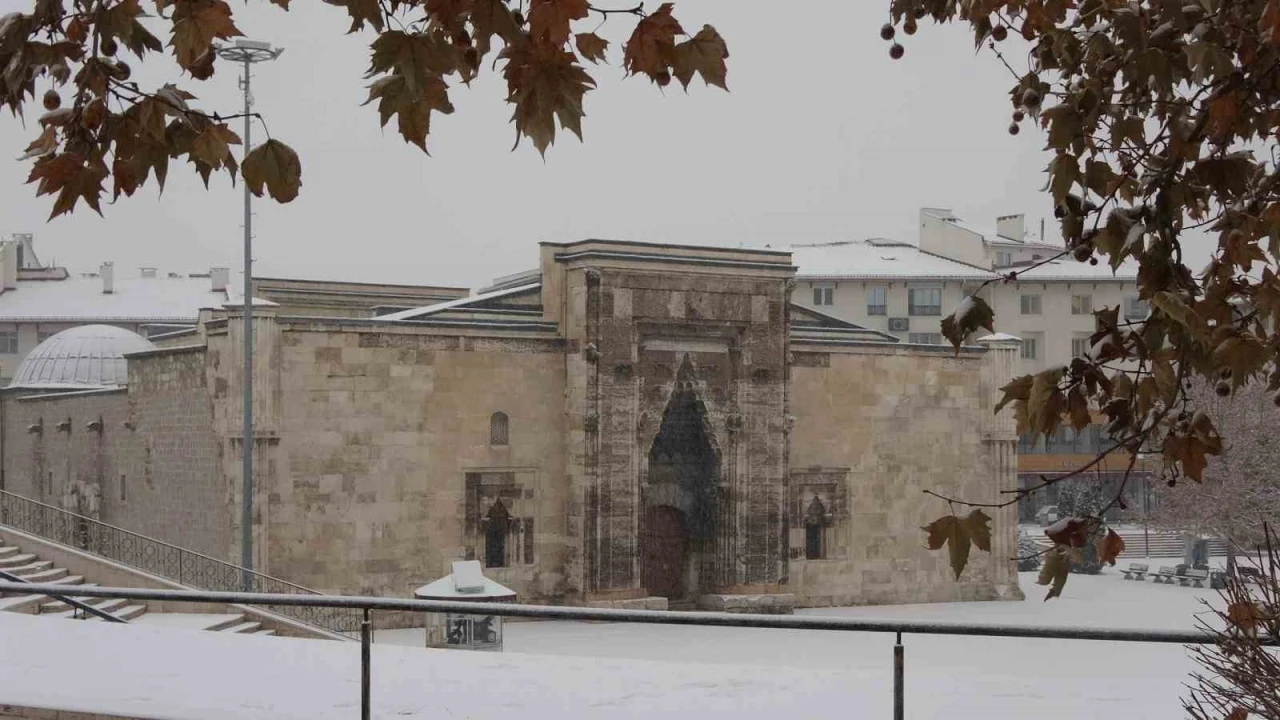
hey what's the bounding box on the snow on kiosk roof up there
[414,560,516,601]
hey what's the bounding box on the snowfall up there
[0,568,1237,719]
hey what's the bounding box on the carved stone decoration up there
[584,268,602,284]
[613,363,634,381]
[784,415,796,435]
[637,411,650,432]
[584,413,599,433]
[725,413,744,434]
[784,279,797,294]
[584,342,599,363]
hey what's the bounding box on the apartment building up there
[790,208,1154,521]
[790,207,1147,377]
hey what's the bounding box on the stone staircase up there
[0,539,274,635]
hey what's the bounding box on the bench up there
[1123,563,1150,581]
[1238,566,1265,584]
[1153,566,1178,584]
[1179,568,1209,588]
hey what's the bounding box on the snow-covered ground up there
[0,570,1226,719]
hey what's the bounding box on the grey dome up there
[9,324,156,390]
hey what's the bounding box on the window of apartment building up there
[996,251,1012,267]
[908,333,942,345]
[0,331,17,354]
[1071,294,1093,315]
[1124,296,1150,321]
[1020,294,1042,315]
[1021,337,1038,360]
[813,285,834,306]
[865,286,887,316]
[907,287,941,316]
[1071,335,1092,358]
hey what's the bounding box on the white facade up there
[791,208,1145,377]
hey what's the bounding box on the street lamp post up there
[214,39,283,591]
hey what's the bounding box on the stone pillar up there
[976,334,1025,600]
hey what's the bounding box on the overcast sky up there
[0,1,1180,288]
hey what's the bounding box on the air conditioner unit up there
[888,318,909,332]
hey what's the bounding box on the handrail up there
[0,580,1248,720]
[0,570,126,623]
[0,580,1233,645]
[0,489,362,634]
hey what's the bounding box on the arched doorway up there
[644,359,719,601]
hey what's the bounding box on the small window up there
[1021,337,1038,360]
[46,470,53,496]
[908,333,943,345]
[813,286,834,306]
[996,251,1012,267]
[865,286,887,316]
[0,331,18,354]
[489,412,509,446]
[1124,296,1150,321]
[1071,295,1092,315]
[484,500,510,568]
[120,474,127,502]
[907,288,942,316]
[1071,336,1091,358]
[523,517,535,564]
[1020,294,1042,315]
[804,496,827,560]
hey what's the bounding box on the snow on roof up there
[413,561,517,600]
[377,283,541,321]
[791,241,993,281]
[1007,258,1139,282]
[0,274,237,323]
[8,324,156,390]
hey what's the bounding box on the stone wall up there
[0,346,227,561]
[268,322,568,604]
[787,343,1022,606]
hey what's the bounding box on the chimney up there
[0,241,16,291]
[210,267,230,292]
[101,262,114,294]
[996,214,1026,242]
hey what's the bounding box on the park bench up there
[1154,566,1178,584]
[1179,568,1209,588]
[1122,563,1150,581]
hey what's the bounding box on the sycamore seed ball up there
[1022,88,1042,108]
[1008,122,1020,135]
[889,43,904,59]
[881,23,896,41]
[42,89,60,111]
[992,25,1008,41]
[100,36,117,57]
[1215,380,1231,397]
[904,19,917,35]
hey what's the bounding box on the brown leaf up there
[1027,368,1066,439]
[623,2,683,83]
[1037,546,1070,601]
[1066,385,1091,432]
[671,25,729,90]
[1225,708,1248,720]
[966,509,991,552]
[575,32,609,64]
[1262,0,1280,44]
[922,515,971,579]
[190,122,241,168]
[1095,528,1124,566]
[26,152,107,219]
[170,0,242,70]
[1045,517,1089,548]
[241,139,301,202]
[995,375,1033,415]
[363,72,454,151]
[940,295,995,353]
[528,0,588,47]
[331,0,385,33]
[19,126,58,160]
[501,41,594,155]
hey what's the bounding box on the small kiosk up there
[415,560,516,652]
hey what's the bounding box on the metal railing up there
[0,580,1248,720]
[0,489,362,635]
[0,569,125,623]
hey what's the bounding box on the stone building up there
[0,240,1023,617]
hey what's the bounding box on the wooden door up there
[643,506,687,599]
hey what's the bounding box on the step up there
[0,546,19,558]
[39,584,102,613]
[221,621,263,634]
[4,560,54,576]
[49,596,127,619]
[256,629,276,637]
[203,614,249,632]
[0,576,85,614]
[16,567,67,583]
[0,553,36,568]
[85,604,146,622]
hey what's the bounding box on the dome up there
[9,324,156,390]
